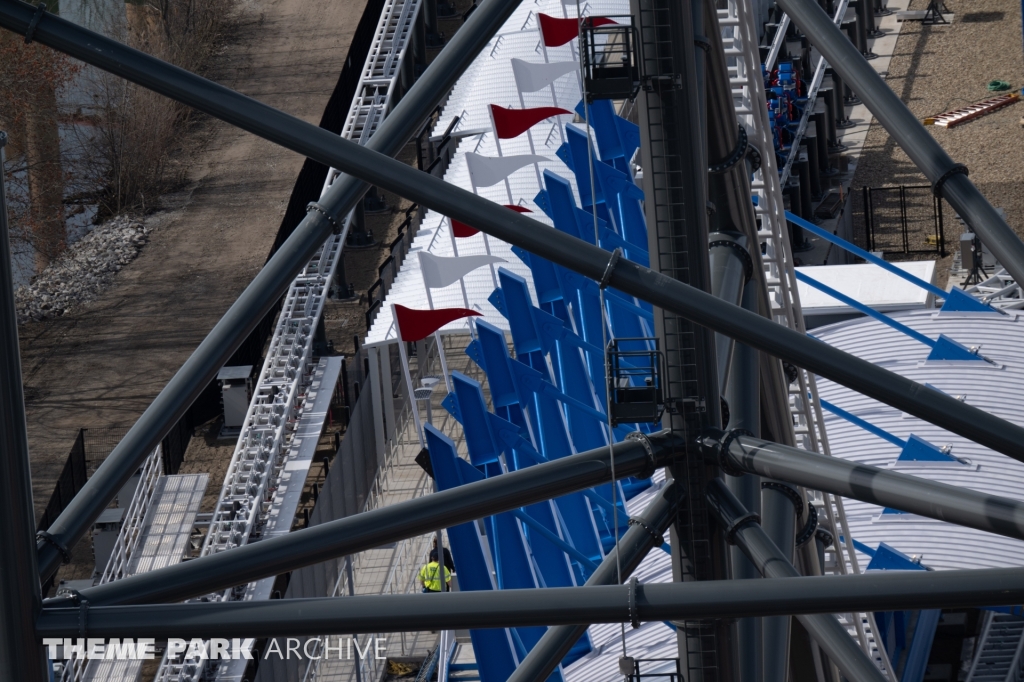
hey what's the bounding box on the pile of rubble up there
[15,216,150,323]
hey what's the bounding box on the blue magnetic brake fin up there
[866,542,926,571]
[940,287,998,314]
[897,434,961,463]
[926,334,985,362]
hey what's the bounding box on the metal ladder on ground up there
[718,2,896,680]
[966,613,1024,682]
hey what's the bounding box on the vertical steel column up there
[632,0,731,673]
[703,1,794,448]
[722,282,762,682]
[760,477,795,682]
[706,480,886,682]
[691,0,709,171]
[435,528,445,593]
[0,131,47,682]
[507,482,682,682]
[709,232,750,394]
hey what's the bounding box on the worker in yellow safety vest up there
[418,559,451,593]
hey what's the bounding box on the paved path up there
[18,0,365,523]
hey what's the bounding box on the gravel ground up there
[15,216,149,323]
[849,0,1024,282]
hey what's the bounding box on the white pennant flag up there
[465,152,548,188]
[511,59,579,93]
[419,252,506,289]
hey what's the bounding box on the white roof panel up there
[796,261,936,314]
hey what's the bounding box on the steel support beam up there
[508,481,683,682]
[1,0,528,582]
[0,131,47,682]
[705,480,885,682]
[776,0,1024,287]
[49,432,681,607]
[703,0,794,448]
[631,0,730,673]
[34,566,1024,639]
[704,430,1024,542]
[722,282,766,682]
[709,232,750,393]
[6,0,1024,574]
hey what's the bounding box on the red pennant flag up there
[394,305,482,342]
[537,14,616,48]
[452,205,532,238]
[490,105,572,139]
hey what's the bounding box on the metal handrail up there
[303,334,479,682]
[964,611,996,681]
[1008,622,1024,682]
[62,447,163,681]
[99,446,163,584]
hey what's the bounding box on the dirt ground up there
[849,0,1024,285]
[178,2,475,535]
[30,0,475,590]
[23,0,366,582]
[321,1,478,358]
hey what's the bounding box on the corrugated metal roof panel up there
[814,309,1024,570]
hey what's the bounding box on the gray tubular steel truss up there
[32,567,1024,638]
[4,0,1024,575]
[2,0,1024,677]
[706,479,887,682]
[2,0,1021,470]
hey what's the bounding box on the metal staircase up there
[59,447,164,682]
[718,2,896,680]
[147,0,423,677]
[153,226,342,682]
[966,613,1024,682]
[320,0,424,237]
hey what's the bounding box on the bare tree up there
[0,28,79,271]
[78,0,233,218]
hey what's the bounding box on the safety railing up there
[302,334,482,682]
[723,2,896,679]
[59,446,163,682]
[98,446,164,584]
